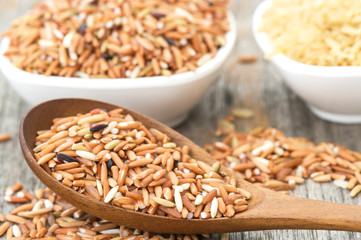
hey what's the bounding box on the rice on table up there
[259,0,361,66]
[208,121,361,197]
[2,0,229,78]
[1,183,212,239]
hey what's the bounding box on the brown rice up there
[3,0,229,78]
[1,184,210,239]
[0,134,11,142]
[33,107,250,220]
[208,118,361,197]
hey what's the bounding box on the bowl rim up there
[0,11,236,89]
[252,0,361,77]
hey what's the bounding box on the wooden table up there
[1,0,361,239]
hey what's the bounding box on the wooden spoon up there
[19,98,361,234]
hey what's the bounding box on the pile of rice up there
[259,0,361,66]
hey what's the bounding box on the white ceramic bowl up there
[0,13,236,127]
[253,1,361,124]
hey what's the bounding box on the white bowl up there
[253,1,361,124]
[0,13,236,127]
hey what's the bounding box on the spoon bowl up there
[20,98,361,234]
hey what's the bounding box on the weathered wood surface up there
[1,0,361,239]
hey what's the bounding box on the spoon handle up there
[237,188,361,232]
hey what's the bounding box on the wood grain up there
[1,0,361,239]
